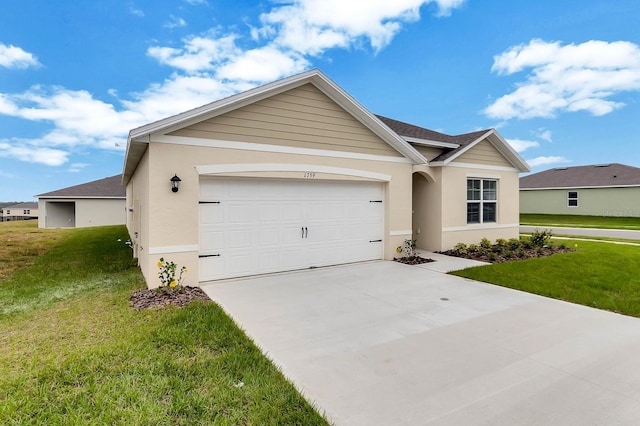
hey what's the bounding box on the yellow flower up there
[184,268,188,273]
[157,261,163,268]
[396,246,402,253]
[170,281,177,288]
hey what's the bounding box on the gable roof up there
[123,69,428,184]
[377,115,530,172]
[37,174,125,199]
[5,202,38,210]
[520,163,640,189]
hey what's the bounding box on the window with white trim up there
[467,178,497,224]
[23,209,30,214]
[568,191,578,207]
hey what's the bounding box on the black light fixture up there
[170,174,182,193]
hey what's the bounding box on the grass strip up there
[451,239,640,317]
[521,213,640,230]
[0,224,327,425]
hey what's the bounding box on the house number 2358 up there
[303,172,316,178]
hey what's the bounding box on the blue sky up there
[1,0,639,201]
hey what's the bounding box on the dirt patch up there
[394,256,435,265]
[130,286,212,310]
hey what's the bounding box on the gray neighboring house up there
[36,174,126,228]
[520,163,640,217]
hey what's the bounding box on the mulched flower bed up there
[438,245,574,263]
[394,256,435,265]
[130,286,212,310]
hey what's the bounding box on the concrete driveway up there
[202,258,640,425]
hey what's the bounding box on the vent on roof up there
[594,164,611,167]
[554,167,568,171]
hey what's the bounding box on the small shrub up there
[495,238,507,248]
[487,252,497,262]
[517,249,526,258]
[453,242,468,255]
[504,250,512,259]
[157,257,187,288]
[400,238,417,258]
[530,228,553,247]
[508,238,521,250]
[480,238,492,249]
[468,244,480,254]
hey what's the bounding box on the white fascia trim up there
[148,245,199,255]
[390,230,413,236]
[196,163,392,182]
[442,223,520,232]
[156,134,412,164]
[466,173,502,179]
[430,161,520,172]
[403,136,459,149]
[520,184,640,191]
[39,196,126,200]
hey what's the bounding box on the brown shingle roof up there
[520,164,640,189]
[5,202,38,210]
[37,174,125,198]
[375,115,491,162]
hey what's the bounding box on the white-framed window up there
[23,209,30,214]
[467,178,497,224]
[567,191,578,207]
[6,210,10,214]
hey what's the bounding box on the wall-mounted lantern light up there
[170,174,182,193]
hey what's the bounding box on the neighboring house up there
[123,69,529,288]
[520,163,640,217]
[36,175,126,228]
[2,202,38,221]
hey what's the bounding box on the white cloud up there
[0,0,466,167]
[485,39,640,120]
[148,34,240,73]
[165,15,187,29]
[259,0,463,55]
[215,46,309,82]
[68,162,90,172]
[0,43,41,69]
[525,156,570,168]
[183,0,208,4]
[0,140,69,166]
[130,7,144,17]
[506,138,539,153]
[536,129,552,143]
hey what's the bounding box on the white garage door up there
[199,177,384,281]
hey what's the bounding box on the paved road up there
[521,225,640,240]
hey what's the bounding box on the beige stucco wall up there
[133,141,414,288]
[126,147,151,281]
[437,165,521,250]
[520,187,640,217]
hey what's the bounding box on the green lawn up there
[521,213,640,230]
[451,239,640,317]
[0,223,327,425]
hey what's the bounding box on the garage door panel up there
[200,229,225,252]
[199,177,384,281]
